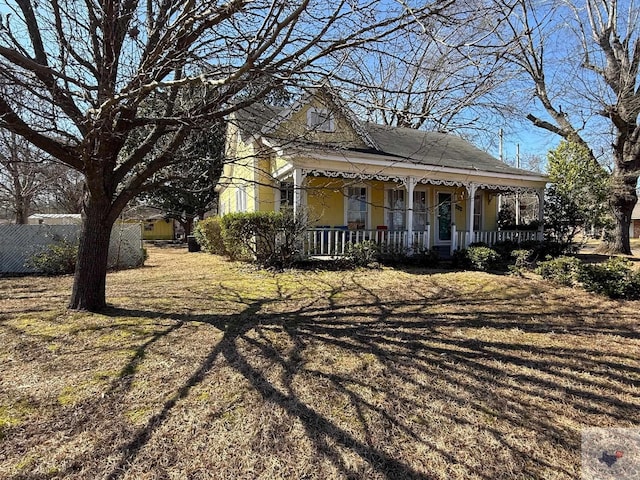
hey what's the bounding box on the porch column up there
[293,168,307,218]
[466,183,478,247]
[536,187,545,240]
[405,176,416,251]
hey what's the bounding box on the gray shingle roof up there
[362,123,537,176]
[232,104,285,143]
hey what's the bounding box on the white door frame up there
[435,190,453,245]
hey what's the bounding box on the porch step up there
[431,245,451,259]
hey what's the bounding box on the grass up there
[1,245,639,479]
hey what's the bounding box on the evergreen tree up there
[545,141,610,246]
[143,122,225,239]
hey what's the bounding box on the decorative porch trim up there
[401,176,418,190]
[418,178,465,187]
[474,182,540,194]
[302,168,395,183]
[301,168,539,194]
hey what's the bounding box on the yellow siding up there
[306,178,393,228]
[367,181,383,228]
[306,177,345,226]
[145,219,174,240]
[124,219,174,240]
[454,187,467,228]
[219,127,259,214]
[483,193,498,230]
[272,156,290,175]
[273,95,369,149]
[256,156,277,212]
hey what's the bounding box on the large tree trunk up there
[184,216,195,237]
[604,169,638,255]
[68,195,114,311]
[14,194,29,224]
[12,174,29,224]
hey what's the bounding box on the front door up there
[436,192,452,243]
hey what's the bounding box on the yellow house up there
[217,87,547,256]
[122,207,175,241]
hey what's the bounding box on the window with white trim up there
[473,192,482,231]
[235,185,247,212]
[279,182,294,209]
[307,107,335,132]
[413,190,428,231]
[346,186,367,229]
[385,189,406,230]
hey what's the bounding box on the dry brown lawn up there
[1,246,639,479]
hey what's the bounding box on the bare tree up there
[46,165,84,213]
[494,0,640,254]
[0,0,449,311]
[333,0,514,140]
[0,128,52,223]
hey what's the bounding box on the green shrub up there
[379,243,408,266]
[194,217,226,255]
[345,240,380,268]
[508,249,534,275]
[578,257,640,300]
[220,210,306,268]
[492,240,569,262]
[521,240,572,259]
[535,256,582,286]
[26,240,78,275]
[412,247,440,268]
[467,245,500,271]
[491,240,520,260]
[451,248,472,269]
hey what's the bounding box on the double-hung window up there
[307,108,335,132]
[473,193,482,231]
[279,182,294,210]
[413,191,428,231]
[235,185,247,212]
[346,186,367,229]
[385,189,406,230]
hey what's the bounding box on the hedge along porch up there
[217,86,547,256]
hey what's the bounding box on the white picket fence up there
[0,223,143,274]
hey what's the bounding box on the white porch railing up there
[453,228,543,254]
[303,227,431,257]
[304,227,542,257]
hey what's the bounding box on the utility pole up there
[515,143,520,227]
[498,129,504,215]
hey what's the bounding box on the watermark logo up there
[582,428,639,479]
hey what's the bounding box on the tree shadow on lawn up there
[7,279,640,480]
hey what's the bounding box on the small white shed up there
[27,213,82,225]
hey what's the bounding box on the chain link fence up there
[0,223,143,274]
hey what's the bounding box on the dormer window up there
[307,107,335,132]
